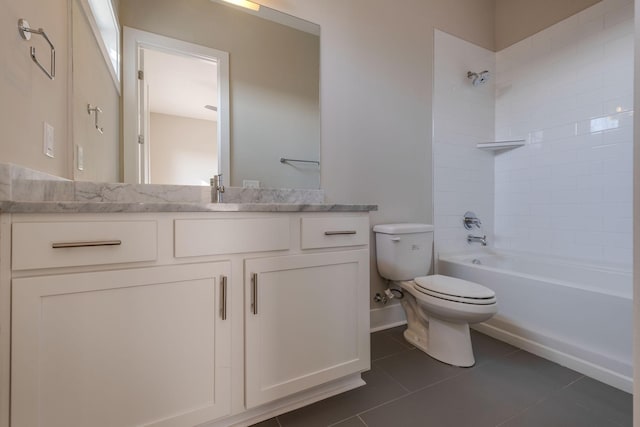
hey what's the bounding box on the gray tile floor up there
[252,326,632,427]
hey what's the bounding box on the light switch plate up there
[76,144,84,171]
[43,122,54,158]
[243,180,260,189]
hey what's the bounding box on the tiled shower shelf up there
[476,140,526,151]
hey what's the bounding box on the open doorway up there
[143,48,218,185]
[123,27,230,185]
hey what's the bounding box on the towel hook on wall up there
[87,104,104,134]
[18,19,56,80]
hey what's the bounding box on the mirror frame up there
[122,26,230,184]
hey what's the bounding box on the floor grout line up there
[494,374,588,427]
[357,414,369,426]
[370,348,412,364]
[374,363,412,394]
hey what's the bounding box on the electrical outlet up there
[43,122,54,158]
[243,180,260,189]
[76,145,84,171]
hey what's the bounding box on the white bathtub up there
[438,251,633,392]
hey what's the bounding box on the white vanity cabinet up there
[244,250,369,408]
[1,211,371,427]
[12,263,232,427]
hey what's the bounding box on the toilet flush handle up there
[391,237,401,242]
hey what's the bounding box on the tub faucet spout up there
[467,234,487,246]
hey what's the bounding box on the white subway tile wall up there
[433,30,496,257]
[494,0,633,266]
[433,0,633,268]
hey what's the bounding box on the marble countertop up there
[0,201,377,213]
[0,163,377,213]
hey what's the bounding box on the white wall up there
[258,0,495,306]
[433,30,496,258]
[494,0,634,266]
[149,113,217,186]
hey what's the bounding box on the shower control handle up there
[463,211,482,230]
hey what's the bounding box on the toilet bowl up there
[373,223,497,367]
[396,275,496,367]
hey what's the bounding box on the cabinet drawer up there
[301,216,369,249]
[12,221,157,271]
[175,217,290,258]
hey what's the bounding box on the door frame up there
[122,26,230,184]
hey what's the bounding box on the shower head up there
[467,70,490,86]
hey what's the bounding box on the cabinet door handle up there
[52,240,122,248]
[324,230,356,236]
[220,275,228,320]
[251,273,258,315]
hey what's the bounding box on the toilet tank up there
[373,223,434,281]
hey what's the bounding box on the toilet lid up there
[414,275,495,302]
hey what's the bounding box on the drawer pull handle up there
[220,275,228,320]
[251,273,258,315]
[51,240,122,249]
[324,230,357,236]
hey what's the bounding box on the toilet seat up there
[414,275,496,305]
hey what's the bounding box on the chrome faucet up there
[467,234,487,246]
[210,174,225,203]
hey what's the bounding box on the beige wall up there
[257,0,495,303]
[495,0,601,50]
[120,0,320,189]
[72,0,120,182]
[149,113,217,186]
[0,0,70,177]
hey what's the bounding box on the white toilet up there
[373,223,497,367]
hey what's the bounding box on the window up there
[80,0,121,87]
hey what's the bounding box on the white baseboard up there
[370,303,406,332]
[473,323,633,393]
[204,374,365,427]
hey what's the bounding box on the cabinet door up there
[245,250,370,408]
[12,263,232,427]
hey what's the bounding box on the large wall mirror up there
[72,0,320,189]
